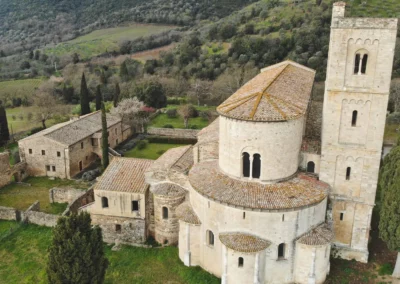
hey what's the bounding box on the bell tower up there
[320,2,398,262]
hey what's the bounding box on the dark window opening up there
[340,213,344,221]
[252,154,261,179]
[352,110,358,127]
[243,212,246,219]
[52,166,56,172]
[162,207,168,219]
[132,201,139,211]
[238,257,244,267]
[116,139,119,145]
[278,243,285,259]
[163,239,169,245]
[29,149,32,154]
[79,161,83,171]
[207,230,214,246]
[346,167,351,180]
[307,161,315,173]
[361,54,368,74]
[41,150,45,155]
[243,152,250,178]
[57,151,61,157]
[81,142,84,149]
[282,214,285,222]
[102,197,109,208]
[354,54,361,74]
[46,165,50,171]
[116,224,121,233]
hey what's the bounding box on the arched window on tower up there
[346,167,351,180]
[352,110,358,127]
[162,207,169,219]
[307,161,315,173]
[238,257,244,267]
[361,54,368,74]
[243,152,250,178]
[207,230,214,246]
[252,154,261,179]
[101,197,109,208]
[278,243,286,260]
[354,53,361,74]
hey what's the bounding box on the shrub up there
[137,140,148,150]
[28,126,45,135]
[378,263,393,275]
[188,125,199,129]
[387,112,400,124]
[163,124,174,129]
[147,136,197,145]
[166,108,177,118]
[156,150,166,155]
[167,97,187,105]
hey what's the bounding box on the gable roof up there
[217,61,315,122]
[20,111,121,146]
[219,232,271,253]
[95,157,153,194]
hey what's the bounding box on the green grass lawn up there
[44,24,176,59]
[0,177,88,214]
[0,78,44,100]
[123,143,187,160]
[149,114,210,129]
[384,124,399,145]
[0,221,219,284]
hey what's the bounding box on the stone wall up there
[0,152,11,188]
[49,187,87,204]
[147,128,200,139]
[0,206,19,221]
[65,188,94,215]
[22,201,58,227]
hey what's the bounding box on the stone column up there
[221,245,228,284]
[308,247,316,284]
[184,223,191,266]
[253,252,260,284]
[249,155,254,180]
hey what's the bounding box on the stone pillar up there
[221,245,228,284]
[253,252,260,284]
[308,247,316,284]
[184,223,191,266]
[249,155,253,180]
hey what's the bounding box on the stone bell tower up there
[320,2,398,262]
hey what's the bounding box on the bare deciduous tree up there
[189,79,212,106]
[110,98,148,132]
[178,104,196,128]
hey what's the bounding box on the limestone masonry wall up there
[0,206,19,221]
[22,201,58,227]
[147,128,200,139]
[49,187,87,204]
[66,188,94,214]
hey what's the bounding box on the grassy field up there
[0,177,88,214]
[44,24,176,59]
[123,143,188,160]
[0,79,44,99]
[0,221,219,284]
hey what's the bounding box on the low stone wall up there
[64,188,94,215]
[49,187,87,204]
[0,206,19,221]
[147,128,200,139]
[22,201,58,227]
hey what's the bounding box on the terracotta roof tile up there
[95,157,153,194]
[176,202,201,225]
[217,61,315,122]
[297,223,333,246]
[219,232,271,253]
[189,160,328,211]
[152,183,186,197]
[146,145,192,173]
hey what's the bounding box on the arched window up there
[278,243,286,259]
[307,161,315,173]
[243,152,250,178]
[346,167,351,180]
[354,53,361,74]
[252,154,261,179]
[352,110,358,127]
[238,257,244,267]
[162,207,168,219]
[207,230,214,246]
[361,54,368,74]
[101,197,109,208]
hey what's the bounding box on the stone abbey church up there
[81,2,398,283]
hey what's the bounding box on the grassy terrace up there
[0,221,219,284]
[123,143,188,160]
[0,177,88,214]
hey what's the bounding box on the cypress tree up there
[113,83,120,107]
[101,100,109,170]
[0,103,10,146]
[80,73,91,115]
[379,145,400,277]
[119,61,129,80]
[95,85,102,111]
[47,212,108,284]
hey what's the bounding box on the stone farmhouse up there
[18,111,132,179]
[81,3,398,283]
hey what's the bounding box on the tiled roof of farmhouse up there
[219,232,271,253]
[20,111,121,146]
[197,117,219,145]
[297,223,334,246]
[95,157,153,194]
[189,160,328,211]
[152,183,186,197]
[146,145,193,174]
[176,202,201,225]
[217,61,315,122]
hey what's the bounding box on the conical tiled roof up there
[217,61,315,122]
